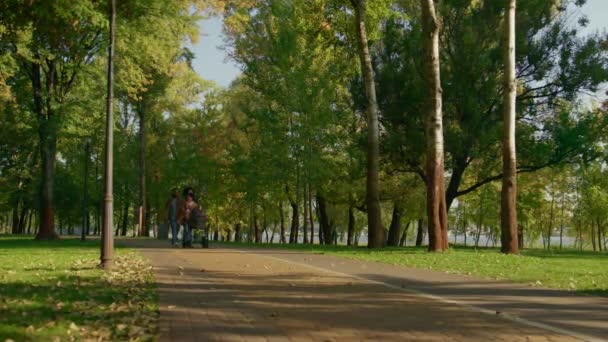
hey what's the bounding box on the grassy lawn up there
[219,241,608,297]
[0,236,158,341]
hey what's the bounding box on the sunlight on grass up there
[0,236,158,341]
[222,242,608,296]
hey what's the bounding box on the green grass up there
[219,241,608,297]
[0,236,158,341]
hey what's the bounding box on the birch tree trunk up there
[352,0,384,248]
[499,0,519,254]
[421,0,448,252]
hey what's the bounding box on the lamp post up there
[100,0,116,269]
[81,138,90,241]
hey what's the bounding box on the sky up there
[189,1,608,88]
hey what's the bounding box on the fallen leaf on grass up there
[128,325,144,336]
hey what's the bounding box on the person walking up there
[164,189,180,247]
[179,187,198,248]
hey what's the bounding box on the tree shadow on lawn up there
[0,273,156,341]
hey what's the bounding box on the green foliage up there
[376,0,608,206]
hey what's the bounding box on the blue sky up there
[189,1,608,88]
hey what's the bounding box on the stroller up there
[189,206,209,248]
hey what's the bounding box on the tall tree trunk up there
[421,0,448,252]
[518,224,524,249]
[415,218,424,247]
[235,223,242,242]
[302,184,309,243]
[254,213,260,243]
[347,205,355,246]
[289,201,298,244]
[352,0,383,248]
[121,201,129,236]
[138,102,147,237]
[578,224,583,251]
[32,60,59,240]
[386,203,403,247]
[399,222,411,247]
[262,209,267,243]
[270,223,277,244]
[476,194,485,247]
[18,206,27,234]
[598,220,603,252]
[11,202,19,234]
[316,194,332,245]
[95,155,101,236]
[308,187,314,244]
[27,210,34,234]
[315,200,324,245]
[500,0,519,254]
[279,202,286,244]
[462,203,467,247]
[591,222,597,251]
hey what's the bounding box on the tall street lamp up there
[101,0,116,269]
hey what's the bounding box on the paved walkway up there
[122,240,607,342]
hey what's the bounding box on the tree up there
[377,1,608,219]
[351,0,384,248]
[500,0,519,254]
[420,0,448,252]
[0,1,107,239]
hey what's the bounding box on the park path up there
[121,239,607,342]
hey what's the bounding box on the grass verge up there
[218,241,607,297]
[0,236,158,341]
